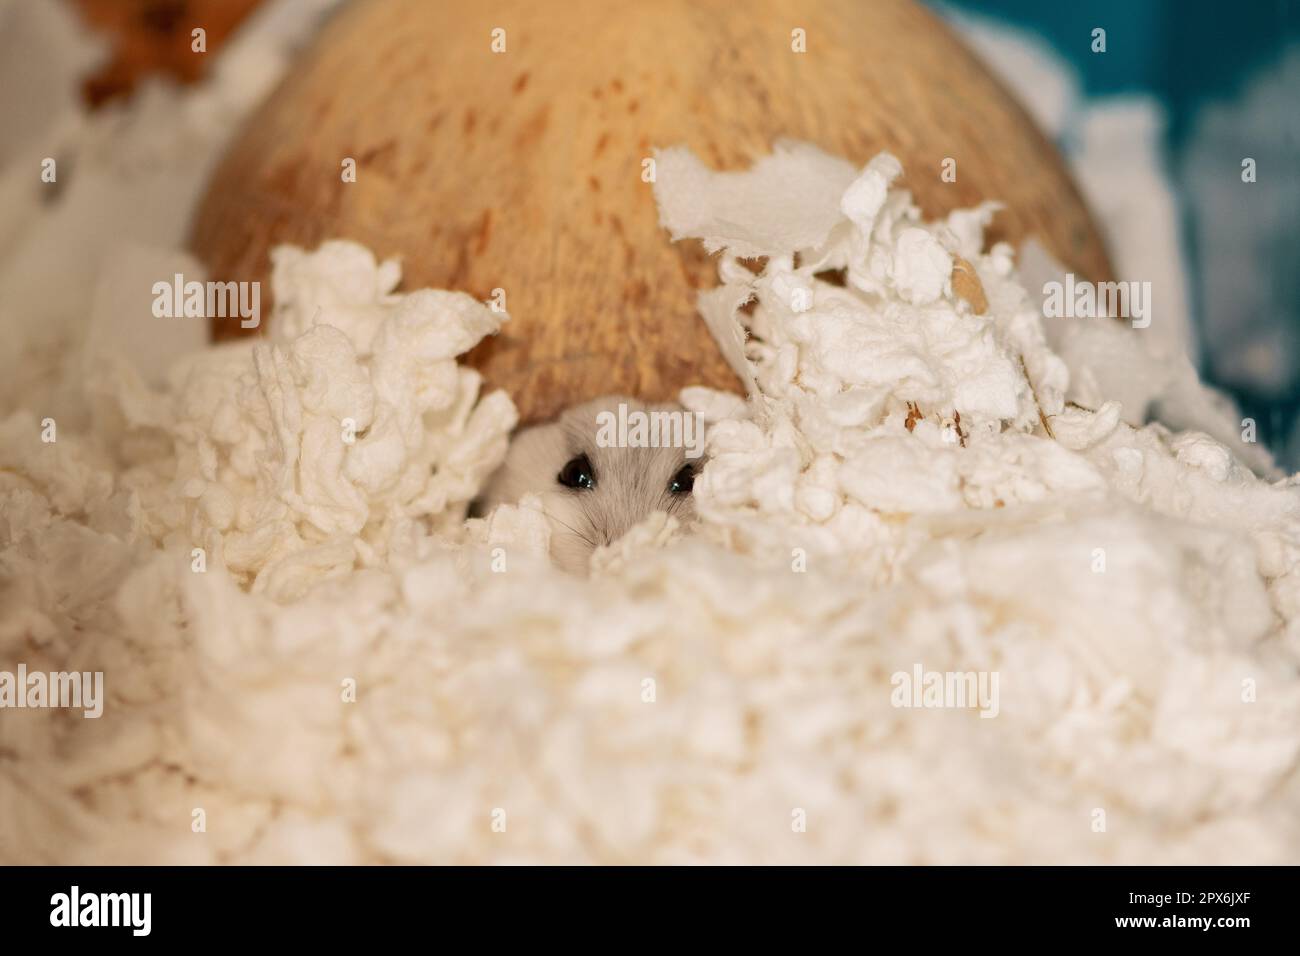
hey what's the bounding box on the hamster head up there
[480,395,703,574]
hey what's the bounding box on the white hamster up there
[479,395,701,573]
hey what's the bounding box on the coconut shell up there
[190,0,1113,424]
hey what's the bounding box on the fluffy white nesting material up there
[0,0,342,439]
[654,140,858,259]
[3,4,1300,863]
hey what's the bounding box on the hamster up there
[478,395,702,574]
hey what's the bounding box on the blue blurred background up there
[933,0,1300,468]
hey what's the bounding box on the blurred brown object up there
[192,0,1115,425]
[71,0,264,107]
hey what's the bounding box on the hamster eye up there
[668,463,695,496]
[557,454,596,490]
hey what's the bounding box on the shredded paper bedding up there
[0,0,1297,864]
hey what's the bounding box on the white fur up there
[481,396,698,574]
